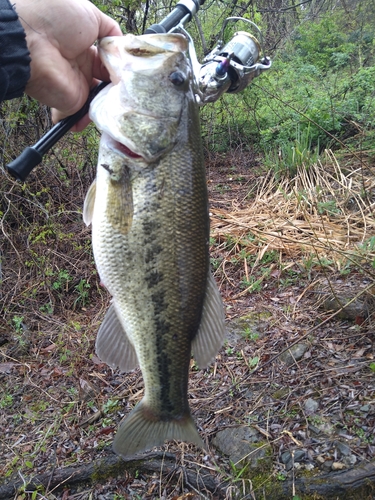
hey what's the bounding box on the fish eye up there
[169,72,185,86]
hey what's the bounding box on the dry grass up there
[211,149,375,267]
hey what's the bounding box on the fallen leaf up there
[41,343,57,353]
[0,362,16,373]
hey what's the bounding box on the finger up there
[71,113,92,132]
[91,47,112,83]
[96,11,122,39]
[51,75,102,128]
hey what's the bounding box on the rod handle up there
[7,147,43,181]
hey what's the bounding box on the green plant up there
[0,394,13,409]
[317,200,341,216]
[40,302,54,314]
[74,279,91,308]
[229,460,249,481]
[210,256,222,270]
[241,275,262,292]
[242,327,259,341]
[248,356,260,368]
[103,399,119,414]
[264,124,320,178]
[12,315,24,333]
[276,472,287,481]
[52,269,72,291]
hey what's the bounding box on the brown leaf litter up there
[1,148,375,498]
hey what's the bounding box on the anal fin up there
[95,303,139,372]
[192,272,227,369]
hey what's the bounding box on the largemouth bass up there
[83,33,226,457]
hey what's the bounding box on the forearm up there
[0,0,31,102]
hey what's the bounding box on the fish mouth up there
[104,132,144,160]
[112,139,143,159]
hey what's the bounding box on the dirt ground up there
[1,145,375,499]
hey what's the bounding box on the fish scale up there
[83,33,226,457]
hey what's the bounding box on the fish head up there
[89,34,192,162]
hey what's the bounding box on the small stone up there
[293,450,306,462]
[322,460,333,471]
[316,455,325,464]
[304,398,319,415]
[360,405,370,412]
[280,343,309,366]
[212,426,271,468]
[297,430,306,440]
[281,451,291,464]
[308,424,321,435]
[343,454,357,467]
[335,441,351,457]
[305,463,315,471]
[332,462,346,470]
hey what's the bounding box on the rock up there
[281,451,293,471]
[280,450,305,471]
[304,398,319,415]
[281,451,291,465]
[332,462,346,470]
[213,426,272,469]
[359,405,370,412]
[343,454,357,467]
[227,310,272,341]
[308,424,321,435]
[293,450,306,462]
[305,462,315,471]
[321,296,365,320]
[309,417,335,436]
[321,460,334,471]
[334,440,351,457]
[280,343,309,365]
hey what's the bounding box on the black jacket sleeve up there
[0,0,31,102]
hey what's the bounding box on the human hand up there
[14,0,122,130]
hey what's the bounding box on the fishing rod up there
[6,0,271,181]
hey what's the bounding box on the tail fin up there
[113,399,204,457]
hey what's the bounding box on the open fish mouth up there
[103,132,144,160]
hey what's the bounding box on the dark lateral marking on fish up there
[151,290,165,316]
[145,269,163,288]
[159,355,174,414]
[155,317,170,336]
[155,331,173,414]
[144,244,163,264]
[151,287,173,415]
[142,220,162,247]
[142,219,161,235]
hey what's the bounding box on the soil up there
[1,145,375,499]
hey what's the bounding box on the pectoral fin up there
[192,272,227,369]
[95,303,139,372]
[83,180,96,226]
